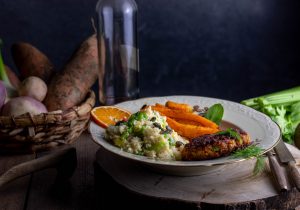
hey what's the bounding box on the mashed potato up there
[105,107,188,160]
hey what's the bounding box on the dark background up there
[0,0,299,102]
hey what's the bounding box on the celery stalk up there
[241,87,300,144]
[241,86,300,107]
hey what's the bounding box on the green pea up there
[136,112,147,121]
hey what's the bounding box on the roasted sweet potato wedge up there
[172,118,200,126]
[166,117,219,140]
[165,101,193,112]
[151,105,218,129]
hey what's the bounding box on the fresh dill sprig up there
[253,156,265,176]
[232,145,263,159]
[232,145,265,175]
[216,128,242,143]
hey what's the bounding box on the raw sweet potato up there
[11,42,54,82]
[43,34,99,111]
[4,65,21,88]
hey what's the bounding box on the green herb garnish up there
[232,145,263,158]
[232,145,265,175]
[216,128,242,144]
[204,103,224,125]
[212,146,220,152]
[253,156,265,176]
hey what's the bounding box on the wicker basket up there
[0,90,96,154]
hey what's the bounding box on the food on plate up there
[104,106,188,160]
[11,42,54,82]
[91,106,131,128]
[151,105,218,128]
[166,117,219,139]
[1,96,47,116]
[172,118,200,126]
[18,76,47,101]
[182,128,251,160]
[165,101,193,112]
[95,100,252,161]
[151,102,220,140]
[203,103,224,126]
[44,34,99,111]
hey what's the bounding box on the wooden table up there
[1,133,300,210]
[0,132,101,210]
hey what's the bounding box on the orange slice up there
[91,106,131,128]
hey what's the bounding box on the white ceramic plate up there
[89,96,281,176]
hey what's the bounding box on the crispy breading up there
[181,131,251,160]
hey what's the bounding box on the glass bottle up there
[96,0,139,105]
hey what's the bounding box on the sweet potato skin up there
[43,34,99,111]
[11,42,54,82]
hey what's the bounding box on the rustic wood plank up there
[94,162,201,210]
[25,132,100,210]
[0,153,35,210]
[95,146,300,209]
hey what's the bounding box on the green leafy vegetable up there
[216,128,242,143]
[204,103,224,125]
[0,39,16,97]
[241,87,300,143]
[0,39,9,84]
[232,145,265,175]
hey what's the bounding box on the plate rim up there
[89,95,282,167]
